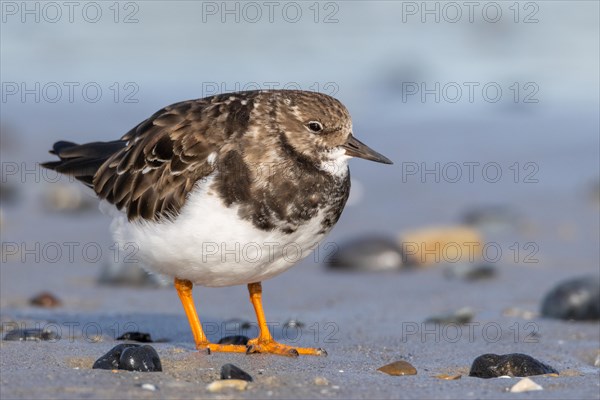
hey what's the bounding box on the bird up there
[42,89,393,357]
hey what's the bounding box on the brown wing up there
[93,99,228,221]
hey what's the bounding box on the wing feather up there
[93,99,227,221]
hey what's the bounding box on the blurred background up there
[0,2,599,396]
[2,0,598,275]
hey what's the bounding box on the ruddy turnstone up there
[42,90,392,357]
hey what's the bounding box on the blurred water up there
[1,1,598,267]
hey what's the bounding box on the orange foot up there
[246,338,327,357]
[175,279,328,357]
[197,343,248,354]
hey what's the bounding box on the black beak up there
[342,135,393,165]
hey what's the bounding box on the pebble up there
[327,236,403,271]
[218,335,249,345]
[119,345,162,372]
[206,379,248,392]
[93,344,162,372]
[425,307,474,325]
[283,319,305,329]
[444,264,496,281]
[377,361,417,376]
[140,383,157,391]
[541,276,600,320]
[398,226,483,267]
[116,332,153,343]
[314,377,329,385]
[93,344,137,370]
[221,363,253,381]
[510,377,543,392]
[29,292,62,308]
[502,307,537,320]
[3,328,58,341]
[434,374,461,380]
[469,353,558,378]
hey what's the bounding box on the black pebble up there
[541,276,600,320]
[116,331,153,343]
[327,237,403,271]
[93,343,139,370]
[469,353,558,378]
[220,363,253,382]
[119,345,162,372]
[3,329,58,341]
[218,335,249,345]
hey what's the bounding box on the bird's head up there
[265,90,392,172]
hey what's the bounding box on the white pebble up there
[206,379,248,392]
[510,377,543,393]
[141,383,157,391]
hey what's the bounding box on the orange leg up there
[174,278,246,354]
[245,282,327,357]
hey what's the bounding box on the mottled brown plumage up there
[44,90,391,231]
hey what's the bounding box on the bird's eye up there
[307,121,323,133]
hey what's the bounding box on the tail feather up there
[42,140,126,189]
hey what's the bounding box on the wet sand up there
[1,196,599,399]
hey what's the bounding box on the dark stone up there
[469,353,558,378]
[326,237,403,271]
[218,335,249,345]
[118,345,162,372]
[3,328,58,341]
[93,344,139,370]
[116,331,153,343]
[541,276,600,320]
[29,292,62,308]
[220,363,253,382]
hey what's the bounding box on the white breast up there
[104,176,329,287]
